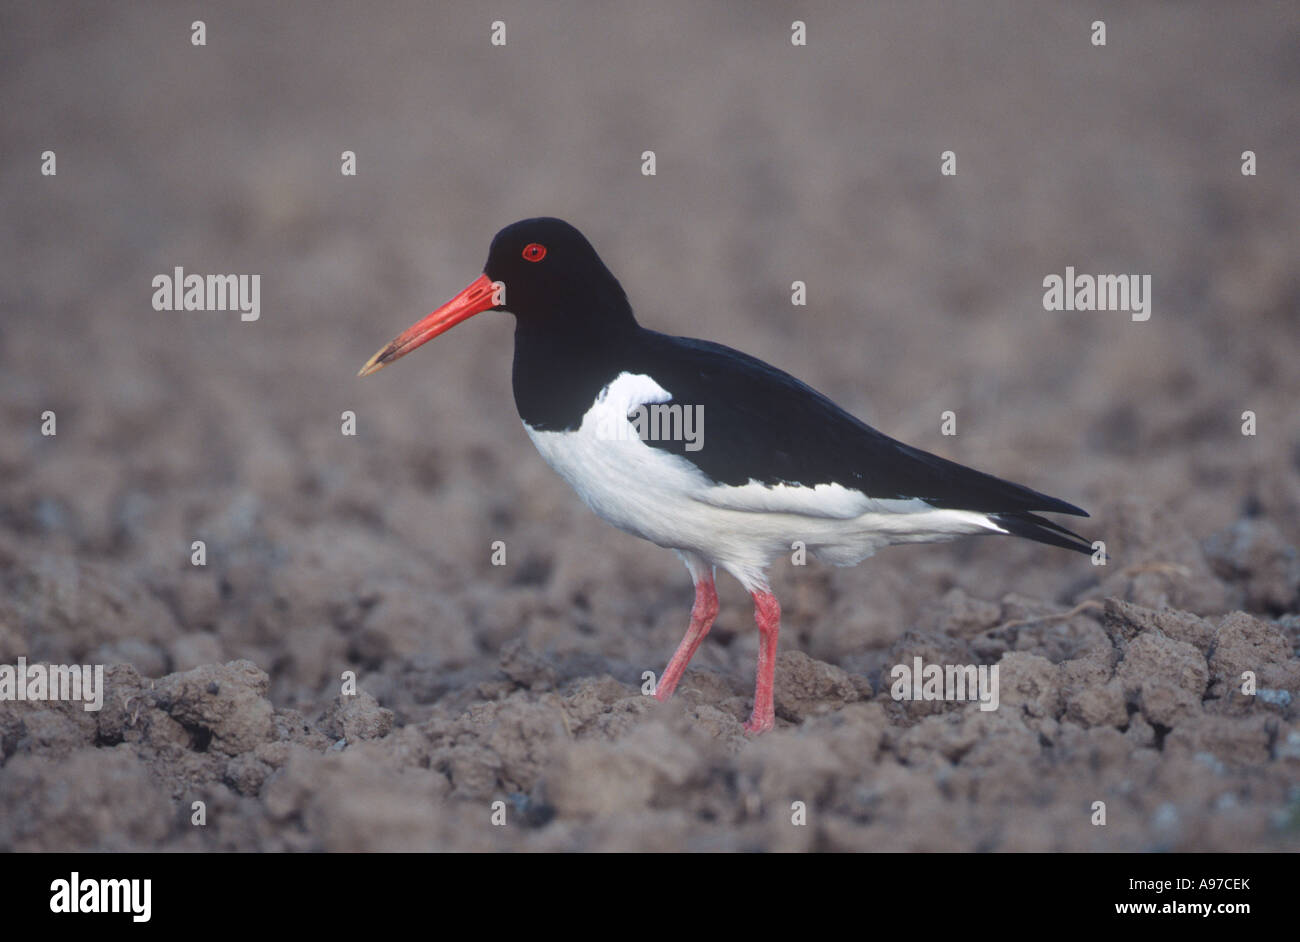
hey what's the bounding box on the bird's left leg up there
[655,554,719,702]
[744,590,781,734]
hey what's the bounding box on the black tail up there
[989,511,1096,556]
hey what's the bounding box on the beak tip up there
[358,344,397,377]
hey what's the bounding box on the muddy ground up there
[2,2,1298,851]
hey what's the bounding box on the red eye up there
[522,243,547,262]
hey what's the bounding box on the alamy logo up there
[1042,267,1151,321]
[50,872,151,922]
[890,657,1000,711]
[151,267,260,321]
[596,403,705,452]
[0,657,104,711]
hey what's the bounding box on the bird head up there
[358,217,632,377]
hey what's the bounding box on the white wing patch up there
[695,481,930,520]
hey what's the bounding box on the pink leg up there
[655,573,719,702]
[744,590,781,734]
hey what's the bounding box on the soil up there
[2,2,1298,851]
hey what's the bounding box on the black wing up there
[631,331,1089,520]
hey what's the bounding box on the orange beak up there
[358,273,500,377]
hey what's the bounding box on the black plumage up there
[495,218,1091,554]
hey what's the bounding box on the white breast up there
[524,372,714,543]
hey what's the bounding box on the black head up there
[484,218,635,335]
[358,217,637,377]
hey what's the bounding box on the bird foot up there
[743,712,775,735]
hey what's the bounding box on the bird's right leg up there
[655,555,719,702]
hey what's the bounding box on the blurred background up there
[1,1,1297,851]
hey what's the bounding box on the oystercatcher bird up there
[360,218,1093,733]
